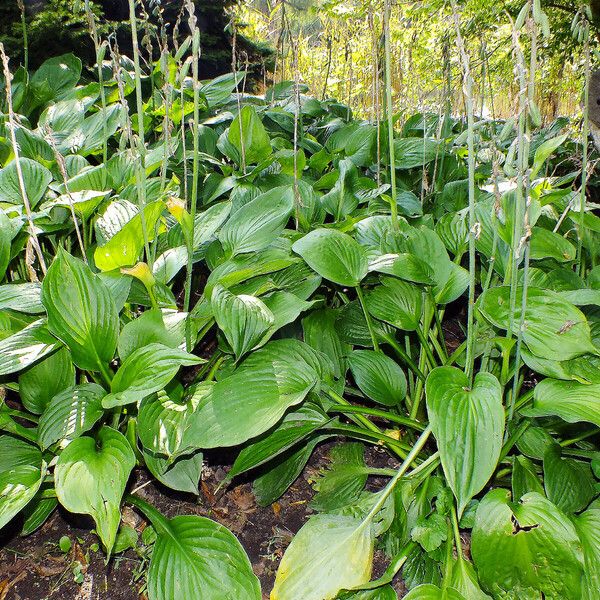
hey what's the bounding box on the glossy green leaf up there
[104,343,203,408]
[218,186,293,256]
[271,514,374,600]
[42,249,118,371]
[0,464,46,530]
[18,347,75,414]
[477,286,596,360]
[0,283,44,314]
[292,228,369,287]
[182,340,320,449]
[94,200,164,271]
[528,378,600,426]
[365,278,422,331]
[0,319,59,377]
[143,448,203,495]
[471,490,584,600]
[368,253,435,285]
[38,383,105,450]
[211,284,274,359]
[543,443,595,513]
[573,508,600,600]
[426,367,504,516]
[0,157,52,207]
[55,427,135,553]
[228,105,272,166]
[348,350,407,406]
[530,228,576,262]
[146,513,261,600]
[403,584,465,600]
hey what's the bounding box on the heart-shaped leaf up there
[472,490,584,600]
[55,426,135,553]
[348,350,407,406]
[38,383,105,450]
[42,249,119,371]
[292,228,369,287]
[426,367,504,516]
[211,284,274,359]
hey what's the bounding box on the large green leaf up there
[271,513,374,600]
[348,350,407,406]
[55,427,135,553]
[0,158,52,207]
[42,249,118,371]
[143,448,204,494]
[29,54,82,102]
[104,343,203,408]
[218,186,294,256]
[368,253,435,285]
[0,319,59,376]
[144,512,261,600]
[211,284,274,359]
[292,228,369,287]
[394,138,439,169]
[543,444,595,514]
[477,286,596,360]
[94,200,164,271]
[527,378,600,426]
[227,105,272,166]
[573,508,600,600]
[181,340,320,450]
[471,490,584,600]
[229,405,328,480]
[38,383,105,450]
[18,347,75,414]
[365,278,422,331]
[426,367,504,516]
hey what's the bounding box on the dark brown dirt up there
[0,443,406,600]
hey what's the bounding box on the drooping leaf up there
[38,383,105,450]
[471,490,584,600]
[55,427,135,553]
[42,249,118,371]
[348,350,407,406]
[143,448,204,495]
[271,514,374,600]
[426,367,504,516]
[292,228,369,287]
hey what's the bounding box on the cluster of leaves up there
[0,24,599,600]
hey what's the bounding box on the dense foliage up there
[1,1,600,599]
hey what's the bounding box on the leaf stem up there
[355,285,380,351]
